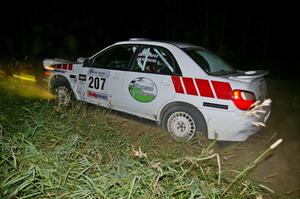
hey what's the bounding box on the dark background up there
[0,0,298,78]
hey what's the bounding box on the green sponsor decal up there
[128,77,157,103]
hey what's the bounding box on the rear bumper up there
[201,104,271,141]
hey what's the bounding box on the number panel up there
[88,77,106,90]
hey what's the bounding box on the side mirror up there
[77,57,88,64]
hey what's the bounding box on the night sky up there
[0,0,298,77]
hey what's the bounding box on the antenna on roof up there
[129,38,151,41]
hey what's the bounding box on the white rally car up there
[43,39,271,141]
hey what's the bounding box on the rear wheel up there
[161,104,207,142]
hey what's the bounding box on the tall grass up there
[0,87,279,198]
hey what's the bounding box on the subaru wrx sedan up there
[43,39,271,141]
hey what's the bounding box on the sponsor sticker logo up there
[87,90,108,100]
[79,74,86,81]
[88,69,109,78]
[69,74,77,83]
[128,77,157,103]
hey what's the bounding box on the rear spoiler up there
[229,70,269,83]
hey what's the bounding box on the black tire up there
[54,83,74,107]
[161,104,207,142]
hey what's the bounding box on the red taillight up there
[231,90,256,110]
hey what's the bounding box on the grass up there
[0,78,280,198]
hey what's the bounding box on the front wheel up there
[54,85,73,107]
[161,104,207,142]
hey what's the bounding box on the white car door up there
[122,45,180,120]
[85,68,110,107]
[83,44,139,109]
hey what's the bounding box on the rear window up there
[183,48,236,76]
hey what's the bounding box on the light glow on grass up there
[0,77,53,99]
[12,73,36,82]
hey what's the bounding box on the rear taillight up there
[231,90,256,110]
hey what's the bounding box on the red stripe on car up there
[182,77,198,96]
[195,79,214,98]
[171,76,184,94]
[56,64,62,69]
[63,64,68,70]
[68,64,73,70]
[211,81,232,100]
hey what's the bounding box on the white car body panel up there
[44,40,271,141]
[122,72,176,120]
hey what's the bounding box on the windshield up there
[183,48,236,76]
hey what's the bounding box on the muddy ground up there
[1,76,299,198]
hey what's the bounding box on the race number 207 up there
[88,77,106,90]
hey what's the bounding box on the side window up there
[131,46,176,75]
[90,45,138,70]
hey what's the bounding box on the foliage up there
[0,86,277,198]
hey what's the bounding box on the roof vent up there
[129,38,151,41]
